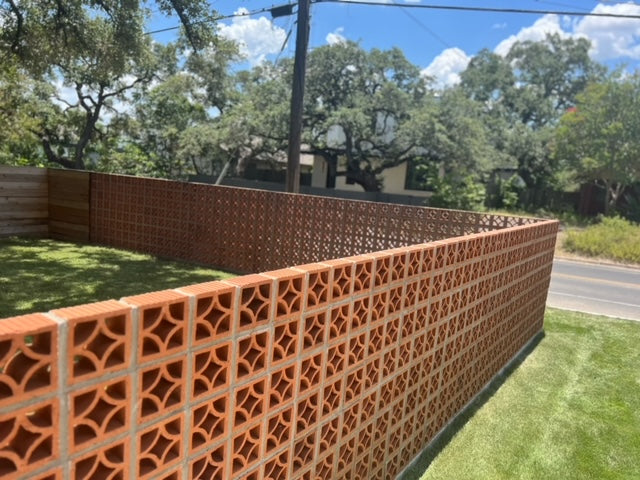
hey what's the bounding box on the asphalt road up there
[547,258,640,321]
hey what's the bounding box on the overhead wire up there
[312,0,640,20]
[275,17,296,62]
[400,7,453,50]
[144,4,296,36]
[143,1,640,40]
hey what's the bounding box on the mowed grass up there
[0,237,235,317]
[405,309,640,480]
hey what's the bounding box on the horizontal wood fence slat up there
[0,167,48,238]
[48,169,90,242]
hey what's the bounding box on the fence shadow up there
[0,237,232,317]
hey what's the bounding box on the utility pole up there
[285,0,311,193]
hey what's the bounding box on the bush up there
[485,174,524,210]
[619,185,640,223]
[427,174,486,211]
[564,216,640,263]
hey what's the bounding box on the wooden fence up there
[48,169,90,241]
[0,166,49,237]
[0,167,90,241]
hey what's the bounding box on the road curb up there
[545,304,640,323]
[554,255,640,271]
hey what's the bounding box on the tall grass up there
[564,216,640,264]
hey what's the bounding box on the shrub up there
[427,174,486,211]
[564,216,640,263]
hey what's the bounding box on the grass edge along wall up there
[0,167,558,480]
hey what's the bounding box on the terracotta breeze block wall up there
[0,215,558,480]
[89,173,541,273]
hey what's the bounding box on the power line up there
[400,7,452,52]
[313,0,640,20]
[275,21,295,63]
[144,1,640,38]
[144,4,295,37]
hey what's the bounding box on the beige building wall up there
[312,156,431,197]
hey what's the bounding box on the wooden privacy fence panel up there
[0,166,48,237]
[48,169,90,242]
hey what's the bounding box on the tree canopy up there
[0,0,223,171]
[0,0,216,73]
[555,74,640,215]
[1,14,639,219]
[459,34,606,209]
[221,41,496,192]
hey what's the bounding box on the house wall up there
[311,157,431,198]
[311,155,327,189]
[0,167,558,480]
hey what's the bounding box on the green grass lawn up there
[405,308,640,480]
[0,237,235,317]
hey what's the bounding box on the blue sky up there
[149,1,640,86]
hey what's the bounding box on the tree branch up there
[102,76,148,100]
[167,0,202,50]
[41,133,75,169]
[75,83,96,113]
[6,0,23,54]
[92,1,114,20]
[53,95,78,111]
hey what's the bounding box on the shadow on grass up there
[0,237,234,317]
[400,331,545,480]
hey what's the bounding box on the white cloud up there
[420,47,471,88]
[492,3,640,62]
[218,8,287,65]
[494,14,571,56]
[574,3,640,60]
[492,22,507,30]
[51,78,78,110]
[326,27,346,45]
[421,2,640,91]
[561,15,575,30]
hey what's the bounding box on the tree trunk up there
[345,170,381,192]
[73,106,102,170]
[325,154,337,188]
[41,136,75,169]
[610,183,624,213]
[603,179,611,216]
